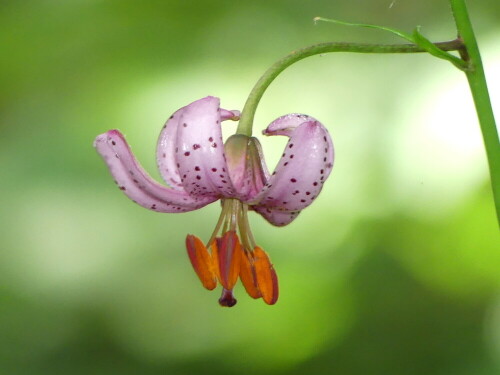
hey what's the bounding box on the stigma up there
[185,199,279,307]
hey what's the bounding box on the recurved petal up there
[175,96,238,198]
[94,130,216,213]
[156,106,187,190]
[157,102,240,192]
[252,114,334,222]
[225,135,270,202]
[252,206,301,227]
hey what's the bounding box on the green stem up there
[236,39,463,136]
[449,0,500,224]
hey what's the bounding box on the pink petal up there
[156,106,187,191]
[225,135,270,202]
[252,114,334,224]
[252,206,301,227]
[175,96,238,198]
[94,130,216,212]
[156,105,240,191]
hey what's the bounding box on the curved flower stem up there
[449,0,500,224]
[236,39,464,137]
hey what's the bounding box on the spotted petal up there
[157,100,240,191]
[94,130,215,212]
[175,96,238,198]
[156,106,186,190]
[252,114,334,226]
[225,135,270,202]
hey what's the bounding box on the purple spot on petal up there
[183,123,188,127]
[111,140,116,146]
[119,186,126,191]
[211,168,217,172]
[195,166,200,171]
[193,144,201,150]
[212,143,217,148]
[291,178,297,183]
[196,175,201,180]
[184,151,190,156]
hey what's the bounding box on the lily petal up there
[175,96,238,198]
[157,103,240,191]
[225,135,270,202]
[252,114,334,224]
[252,206,301,227]
[156,106,187,191]
[94,130,215,212]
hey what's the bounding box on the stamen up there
[239,251,261,299]
[185,235,217,290]
[207,199,232,246]
[216,231,242,290]
[253,247,279,305]
[209,241,221,281]
[218,288,237,307]
[241,204,257,249]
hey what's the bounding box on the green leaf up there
[313,17,415,43]
[412,27,469,70]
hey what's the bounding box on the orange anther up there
[215,231,242,290]
[209,241,220,280]
[186,234,217,290]
[239,251,261,299]
[253,247,279,305]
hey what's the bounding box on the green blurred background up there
[1,0,499,374]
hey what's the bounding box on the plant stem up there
[237,39,463,137]
[449,0,500,224]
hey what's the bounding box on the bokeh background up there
[1,0,499,374]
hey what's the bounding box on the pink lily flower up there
[94,96,334,307]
